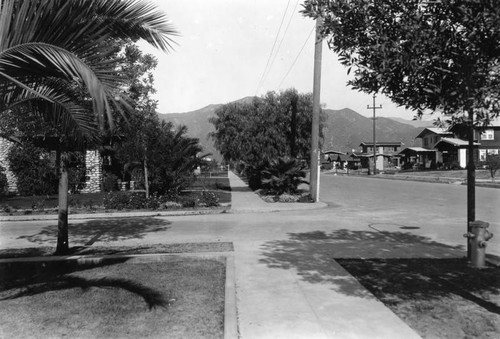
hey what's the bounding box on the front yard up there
[0,255,226,339]
[0,175,231,216]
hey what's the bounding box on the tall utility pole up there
[310,17,323,202]
[367,94,382,175]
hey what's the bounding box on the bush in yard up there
[278,193,300,202]
[7,142,58,196]
[200,191,220,207]
[177,195,197,208]
[485,154,500,182]
[103,191,131,210]
[261,157,308,195]
[0,166,8,195]
[102,172,119,192]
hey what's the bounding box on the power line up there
[265,0,300,87]
[255,0,291,95]
[278,25,315,89]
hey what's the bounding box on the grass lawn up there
[0,256,226,339]
[337,258,500,339]
[401,169,492,180]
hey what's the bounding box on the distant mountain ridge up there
[158,98,425,161]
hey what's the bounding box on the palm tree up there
[0,0,177,254]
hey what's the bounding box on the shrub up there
[164,201,183,209]
[128,192,147,209]
[102,191,166,210]
[278,193,299,202]
[485,154,500,182]
[177,195,197,208]
[200,191,220,207]
[102,172,119,192]
[103,191,131,210]
[261,157,308,195]
[0,166,8,195]
[7,143,58,196]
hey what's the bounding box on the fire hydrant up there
[464,220,494,268]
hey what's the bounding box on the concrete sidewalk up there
[227,171,422,338]
[228,171,327,213]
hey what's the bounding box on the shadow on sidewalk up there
[16,217,172,246]
[259,229,465,298]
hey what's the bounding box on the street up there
[1,174,499,256]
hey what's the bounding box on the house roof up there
[322,150,346,155]
[359,141,403,147]
[415,127,453,139]
[435,137,480,147]
[399,147,436,155]
[352,152,393,158]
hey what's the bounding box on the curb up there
[230,201,328,213]
[0,208,230,222]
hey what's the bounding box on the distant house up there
[399,120,500,170]
[322,150,347,170]
[356,141,404,171]
[398,128,453,169]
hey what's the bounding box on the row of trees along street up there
[0,0,188,254]
[209,89,324,194]
[302,0,499,258]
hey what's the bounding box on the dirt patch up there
[337,258,500,339]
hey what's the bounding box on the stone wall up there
[0,138,103,194]
[81,150,102,193]
[0,138,18,194]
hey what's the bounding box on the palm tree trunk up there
[55,150,69,255]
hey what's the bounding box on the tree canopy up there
[302,0,500,126]
[209,89,321,166]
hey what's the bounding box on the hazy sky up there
[139,0,429,120]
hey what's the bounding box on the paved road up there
[319,174,500,255]
[1,173,498,256]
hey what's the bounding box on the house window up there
[481,149,499,161]
[479,150,487,162]
[481,129,494,140]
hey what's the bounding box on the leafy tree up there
[7,142,58,196]
[485,154,500,182]
[210,89,320,167]
[0,0,176,254]
[302,0,500,258]
[108,43,160,197]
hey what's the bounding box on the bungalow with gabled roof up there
[401,119,500,170]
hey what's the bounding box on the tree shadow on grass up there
[259,229,466,298]
[16,217,172,246]
[0,259,170,309]
[337,258,500,315]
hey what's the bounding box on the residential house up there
[399,128,453,169]
[401,120,500,170]
[356,141,404,172]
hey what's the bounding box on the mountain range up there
[158,98,430,161]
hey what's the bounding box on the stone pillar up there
[0,138,18,194]
[81,150,102,193]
